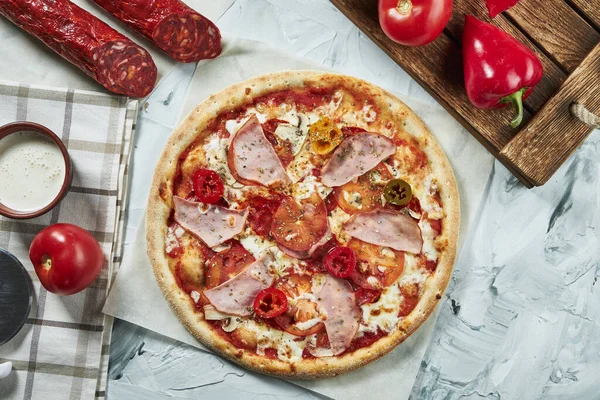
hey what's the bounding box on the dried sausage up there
[92,0,222,62]
[0,0,157,97]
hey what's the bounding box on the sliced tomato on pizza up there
[242,194,284,237]
[347,238,405,290]
[333,163,392,214]
[270,193,329,259]
[204,240,255,289]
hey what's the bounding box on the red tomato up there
[378,0,453,46]
[271,193,328,252]
[324,247,356,278]
[29,224,104,296]
[192,169,224,204]
[205,241,254,289]
[333,163,392,214]
[254,288,288,318]
[244,194,283,236]
[348,238,405,290]
[274,275,325,336]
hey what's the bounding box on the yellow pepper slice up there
[308,116,343,155]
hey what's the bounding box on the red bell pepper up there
[463,15,543,128]
[486,0,520,18]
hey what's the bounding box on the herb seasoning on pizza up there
[147,71,459,377]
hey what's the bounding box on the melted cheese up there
[204,135,236,186]
[190,290,201,304]
[274,115,308,155]
[241,319,307,363]
[342,190,363,210]
[400,254,427,286]
[295,317,322,331]
[359,283,402,335]
[356,254,428,335]
[225,109,268,135]
[239,232,274,258]
[286,141,315,183]
[418,219,439,261]
[361,104,377,123]
[165,226,179,254]
[293,175,332,201]
[238,233,301,279]
[328,207,352,244]
[420,176,444,220]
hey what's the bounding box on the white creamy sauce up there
[0,131,65,211]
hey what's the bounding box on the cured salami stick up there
[91,0,222,63]
[0,0,157,97]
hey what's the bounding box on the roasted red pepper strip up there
[486,0,520,18]
[463,16,543,128]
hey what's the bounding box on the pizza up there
[146,71,459,377]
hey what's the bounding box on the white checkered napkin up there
[0,81,136,400]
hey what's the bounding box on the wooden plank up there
[447,1,566,113]
[569,0,600,31]
[330,0,600,187]
[329,0,525,152]
[500,43,600,185]
[506,0,600,72]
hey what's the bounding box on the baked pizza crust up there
[146,71,460,378]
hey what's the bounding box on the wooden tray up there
[330,0,600,187]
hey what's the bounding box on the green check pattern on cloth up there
[0,81,136,400]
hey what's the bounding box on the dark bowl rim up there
[0,121,73,220]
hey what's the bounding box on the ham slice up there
[321,132,396,187]
[228,115,289,187]
[343,209,423,253]
[204,251,275,316]
[173,196,248,248]
[315,275,361,355]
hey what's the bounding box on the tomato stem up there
[41,255,52,270]
[397,0,413,15]
[501,88,527,128]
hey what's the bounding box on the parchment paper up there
[103,38,494,400]
[0,0,234,93]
